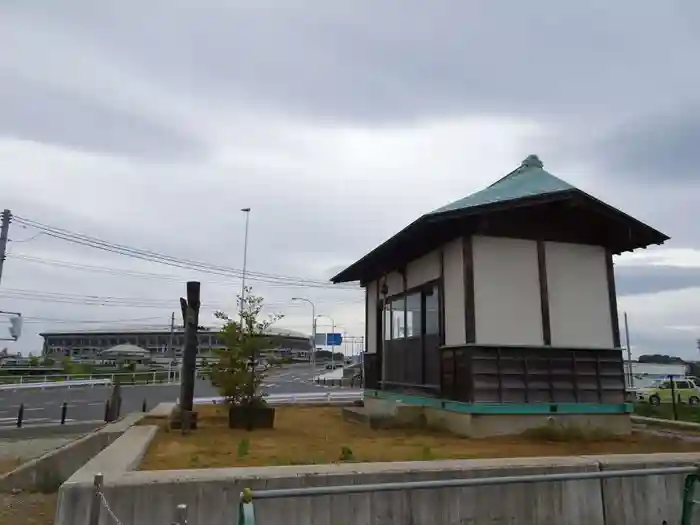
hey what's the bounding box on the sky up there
[1,1,699,359]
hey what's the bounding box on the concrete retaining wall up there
[0,413,145,493]
[55,440,700,525]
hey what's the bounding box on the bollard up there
[88,473,103,525]
[16,403,24,428]
[117,396,122,418]
[172,503,188,525]
[61,402,68,425]
[142,398,147,412]
[104,400,110,422]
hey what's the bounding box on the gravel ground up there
[0,436,81,524]
[0,492,58,525]
[0,437,77,466]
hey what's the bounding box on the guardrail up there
[233,465,700,525]
[0,371,180,388]
[190,390,363,406]
[0,378,113,391]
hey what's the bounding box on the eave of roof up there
[330,155,669,284]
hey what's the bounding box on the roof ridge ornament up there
[521,154,543,169]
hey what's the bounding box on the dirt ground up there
[140,405,700,470]
[0,457,20,475]
[0,493,58,525]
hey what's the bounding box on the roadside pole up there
[168,312,175,381]
[0,209,12,285]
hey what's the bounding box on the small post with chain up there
[172,503,188,525]
[88,473,103,525]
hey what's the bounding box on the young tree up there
[209,287,283,407]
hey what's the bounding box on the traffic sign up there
[326,333,343,346]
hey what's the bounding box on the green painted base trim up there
[364,390,632,415]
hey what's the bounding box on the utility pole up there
[624,312,633,388]
[0,210,12,286]
[168,312,175,381]
[239,208,251,323]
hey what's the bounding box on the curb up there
[631,415,700,431]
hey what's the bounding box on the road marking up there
[0,417,51,424]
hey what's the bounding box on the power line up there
[21,315,164,325]
[0,287,363,310]
[12,215,358,290]
[8,252,359,292]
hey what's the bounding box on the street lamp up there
[292,297,316,368]
[315,314,336,367]
[239,208,251,324]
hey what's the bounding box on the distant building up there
[40,326,313,362]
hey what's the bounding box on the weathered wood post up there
[174,281,200,432]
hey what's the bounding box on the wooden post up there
[178,281,200,433]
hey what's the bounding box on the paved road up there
[0,363,340,427]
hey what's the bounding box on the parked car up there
[636,378,700,406]
[325,363,344,370]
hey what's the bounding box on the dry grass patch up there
[0,457,21,475]
[140,405,700,470]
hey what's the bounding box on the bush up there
[209,287,283,408]
[339,446,354,461]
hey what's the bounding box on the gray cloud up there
[12,2,700,124]
[1,1,699,360]
[577,105,700,184]
[0,75,205,161]
[617,265,700,296]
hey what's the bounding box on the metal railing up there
[0,371,180,390]
[84,466,700,524]
[234,465,700,525]
[191,390,363,406]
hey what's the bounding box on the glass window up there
[425,285,440,335]
[391,298,405,339]
[406,293,422,338]
[676,381,690,389]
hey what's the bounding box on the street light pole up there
[292,297,316,369]
[239,208,251,324]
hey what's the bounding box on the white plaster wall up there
[366,280,378,354]
[546,241,613,348]
[384,271,403,297]
[406,250,441,289]
[443,238,465,345]
[472,236,544,346]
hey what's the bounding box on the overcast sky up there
[1,1,699,359]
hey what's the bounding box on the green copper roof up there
[430,155,576,215]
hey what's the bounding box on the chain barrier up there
[89,473,188,525]
[96,484,127,525]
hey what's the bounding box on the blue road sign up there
[326,333,343,346]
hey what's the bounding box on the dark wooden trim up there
[462,236,476,343]
[376,278,382,388]
[438,248,446,346]
[536,240,552,346]
[402,269,408,339]
[364,284,369,354]
[605,250,622,348]
[383,278,440,301]
[420,291,427,385]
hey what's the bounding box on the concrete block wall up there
[56,437,700,525]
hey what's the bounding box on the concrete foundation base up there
[352,397,631,438]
